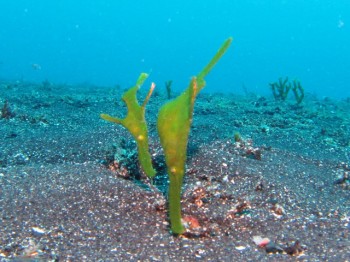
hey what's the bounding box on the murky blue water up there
[0,0,349,98]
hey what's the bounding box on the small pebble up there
[32,226,46,236]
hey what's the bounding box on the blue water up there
[0,0,349,98]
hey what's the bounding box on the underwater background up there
[2,1,350,260]
[0,0,349,98]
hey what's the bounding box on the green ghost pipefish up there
[101,73,156,178]
[157,37,232,234]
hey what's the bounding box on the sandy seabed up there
[1,80,350,261]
